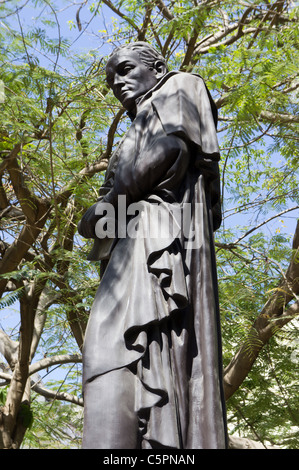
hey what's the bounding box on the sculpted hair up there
[108,41,168,72]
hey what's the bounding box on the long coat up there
[82,72,227,448]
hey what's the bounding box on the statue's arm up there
[102,133,190,207]
[77,202,101,239]
[77,133,189,239]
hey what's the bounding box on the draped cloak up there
[82,72,228,449]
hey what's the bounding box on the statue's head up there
[106,42,168,115]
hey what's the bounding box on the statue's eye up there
[121,64,134,75]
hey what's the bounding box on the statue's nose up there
[113,73,125,87]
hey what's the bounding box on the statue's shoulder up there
[158,71,205,91]
[149,72,207,105]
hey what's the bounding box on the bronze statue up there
[78,42,227,449]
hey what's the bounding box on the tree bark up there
[228,435,280,449]
[223,220,299,400]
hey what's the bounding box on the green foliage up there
[19,403,34,430]
[227,330,299,448]
[0,387,8,405]
[0,289,23,309]
[0,0,298,449]
[22,394,82,449]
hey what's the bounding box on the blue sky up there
[1,1,114,72]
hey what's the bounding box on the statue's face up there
[106,49,160,113]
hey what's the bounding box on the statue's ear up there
[153,60,167,79]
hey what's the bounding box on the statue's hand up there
[77,203,100,239]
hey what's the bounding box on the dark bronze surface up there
[78,42,227,449]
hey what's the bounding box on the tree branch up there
[223,220,299,401]
[0,330,18,370]
[1,281,39,447]
[28,354,82,377]
[0,203,50,298]
[102,0,141,34]
[137,4,152,41]
[233,206,299,245]
[6,146,44,222]
[153,0,174,21]
[31,381,83,407]
[30,287,60,360]
[228,435,279,449]
[259,110,299,124]
[56,108,124,206]
[0,353,83,408]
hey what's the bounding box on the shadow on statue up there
[78,41,228,449]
